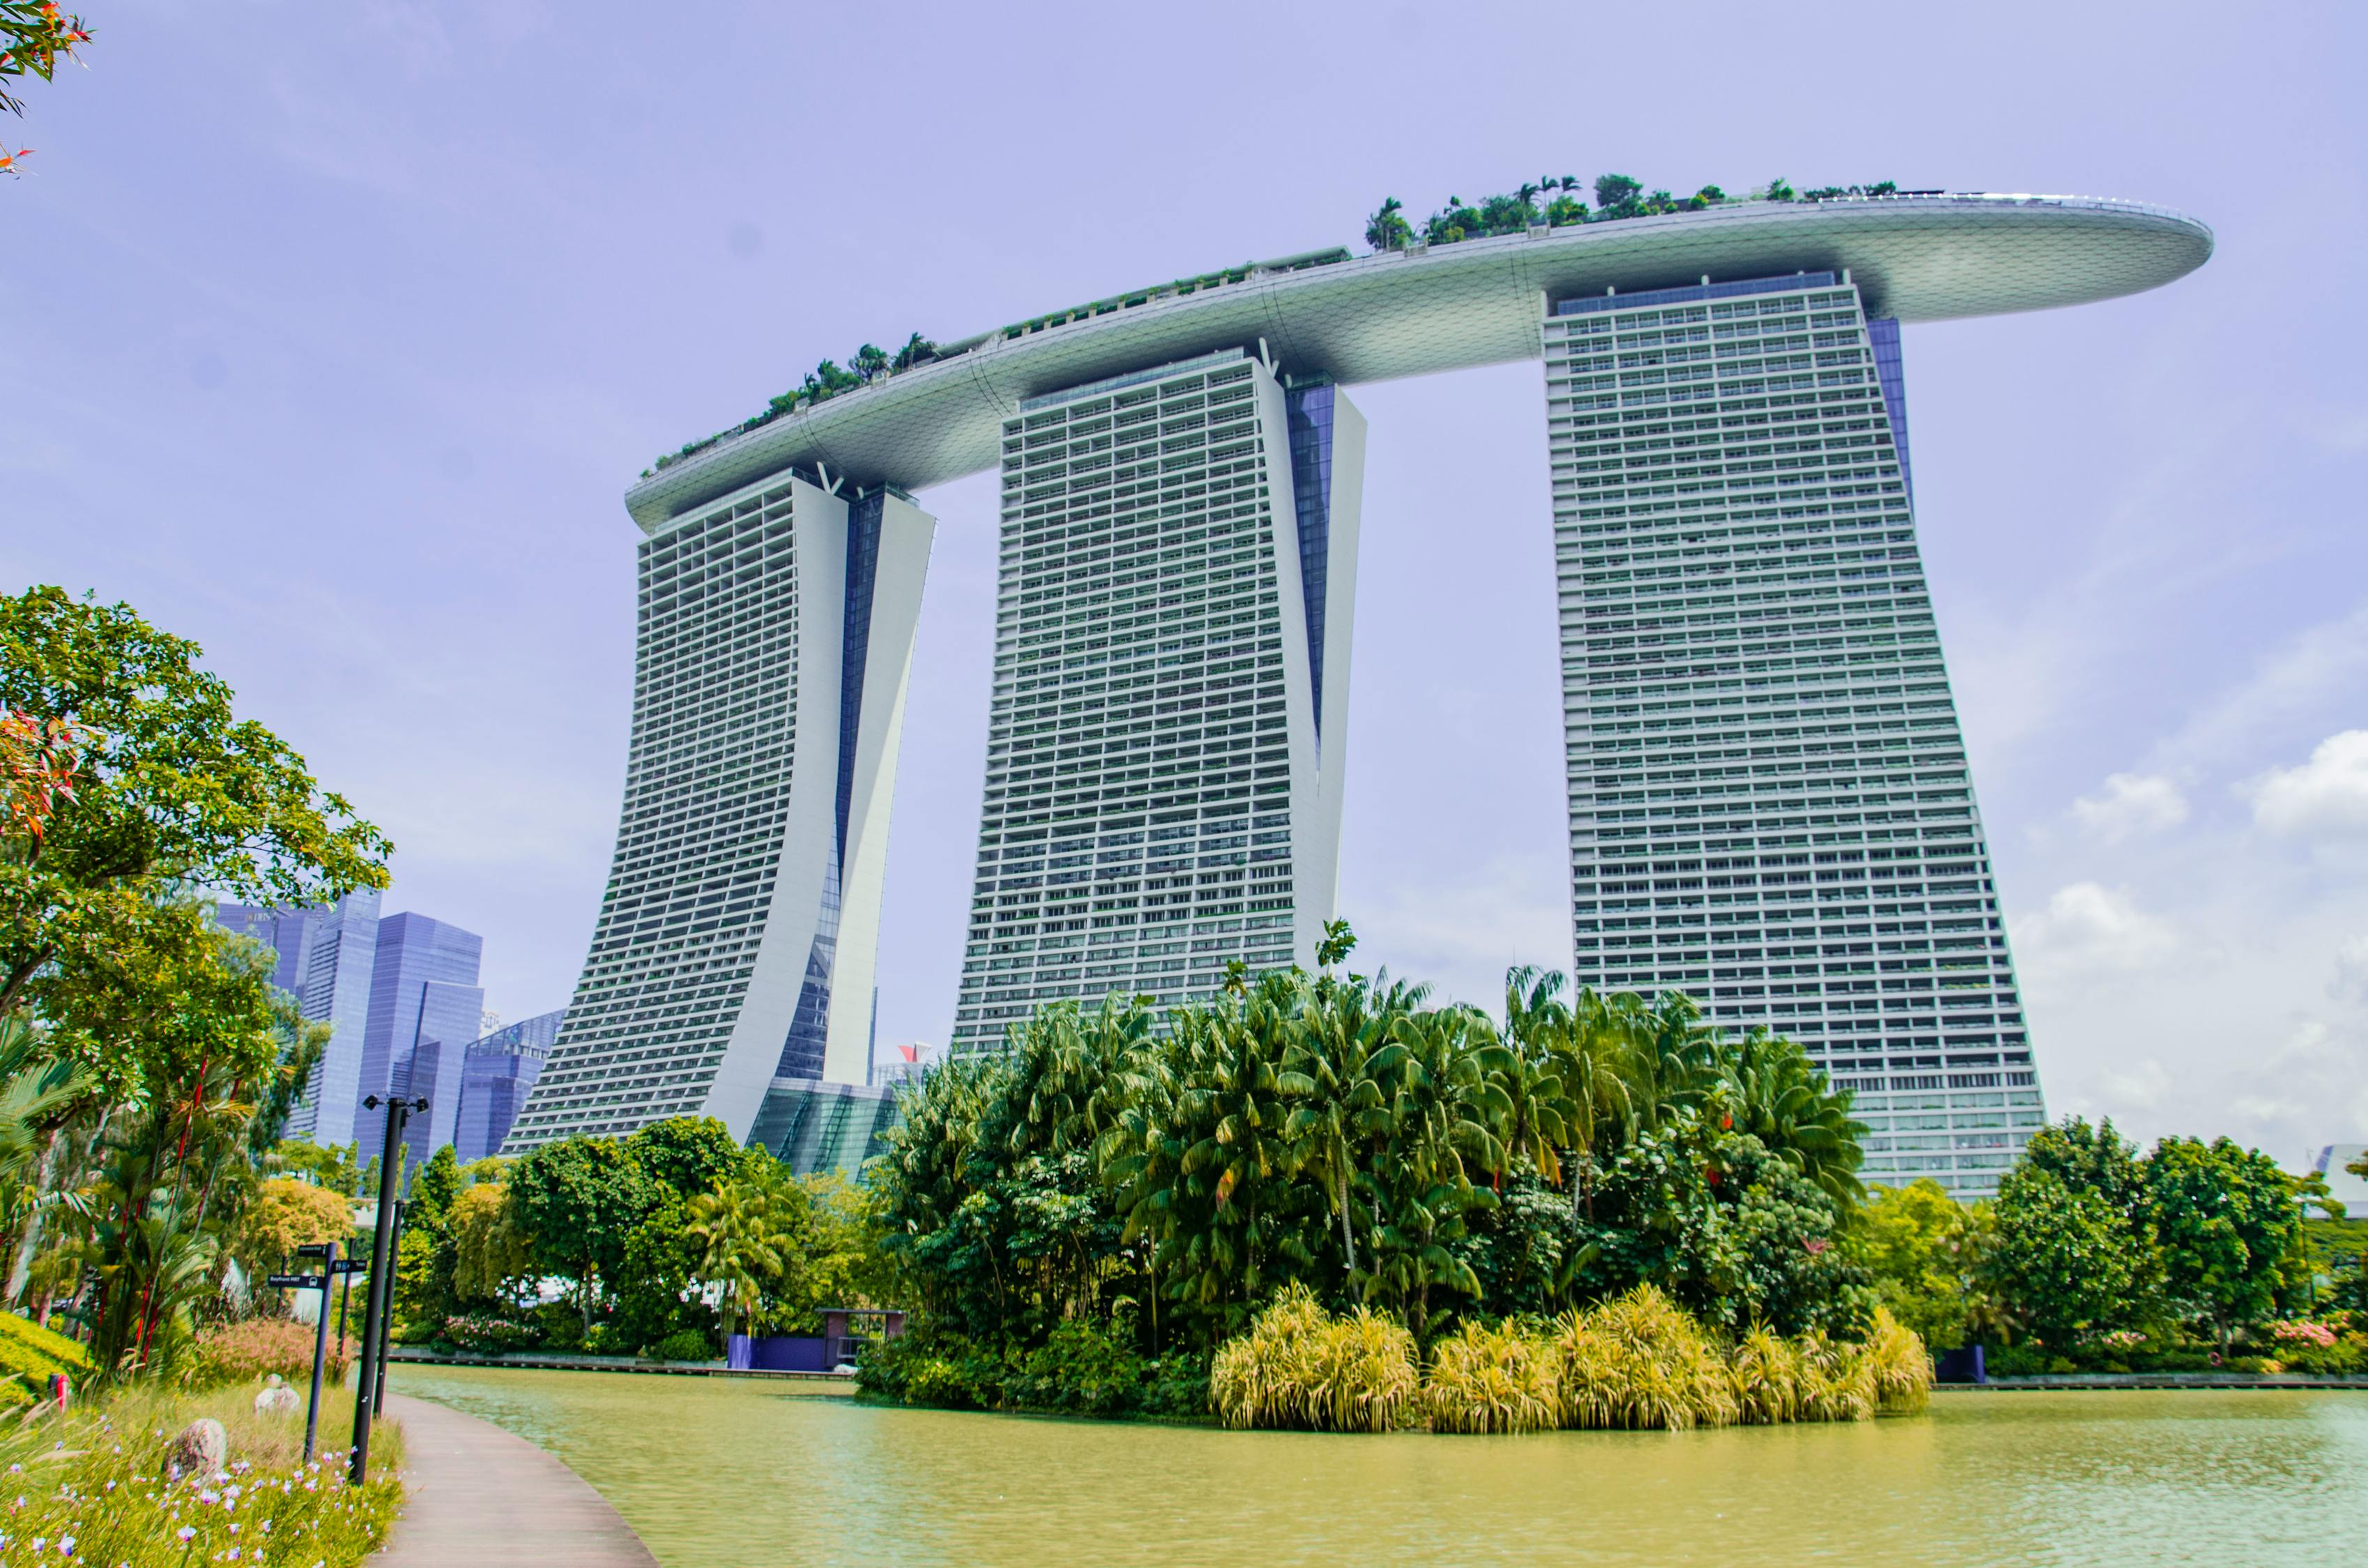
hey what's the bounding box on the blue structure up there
[456,1008,562,1163]
[358,912,485,1169]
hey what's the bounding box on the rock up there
[167,1417,228,1477]
[254,1373,301,1414]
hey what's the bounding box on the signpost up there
[284,1240,338,1463]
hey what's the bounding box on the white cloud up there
[2072,771,2188,843]
[2332,937,2368,1006]
[2013,882,2180,978]
[2247,730,2368,840]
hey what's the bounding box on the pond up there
[389,1365,2368,1567]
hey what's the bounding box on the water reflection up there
[390,1367,2368,1567]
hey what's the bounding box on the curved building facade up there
[507,193,2210,1196]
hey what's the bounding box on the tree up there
[624,1115,747,1201]
[686,1162,807,1340]
[507,1135,654,1332]
[0,1,86,174]
[1592,173,1643,217]
[2146,1136,2301,1348]
[1362,197,1411,252]
[450,1181,529,1304]
[1986,1161,2151,1351]
[0,587,392,1018]
[238,1176,351,1279]
[1849,1179,1989,1349]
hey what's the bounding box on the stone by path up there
[377,1392,659,1567]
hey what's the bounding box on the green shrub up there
[0,1309,95,1397]
[651,1329,714,1362]
[1555,1284,1738,1431]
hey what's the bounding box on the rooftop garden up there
[643,177,1914,479]
[1365,174,1904,250]
[646,330,942,475]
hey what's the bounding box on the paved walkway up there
[378,1392,659,1567]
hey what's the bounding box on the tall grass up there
[0,1381,404,1567]
[1423,1320,1560,1434]
[1554,1285,1738,1431]
[1210,1284,1419,1432]
[1212,1286,1934,1434]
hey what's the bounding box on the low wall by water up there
[727,1335,830,1373]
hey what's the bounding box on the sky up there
[7,0,2365,1165]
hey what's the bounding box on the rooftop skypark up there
[647,174,1914,477]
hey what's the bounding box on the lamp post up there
[349,1093,425,1484]
[371,1200,407,1418]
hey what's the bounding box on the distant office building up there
[457,1008,563,1164]
[216,889,382,1146]
[746,1078,900,1176]
[949,350,1363,1050]
[869,1039,943,1088]
[358,912,485,1171]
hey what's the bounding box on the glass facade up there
[1543,275,2043,1199]
[948,349,1358,1051]
[457,1007,563,1163]
[361,912,487,1170]
[215,890,388,1149]
[745,1077,901,1177]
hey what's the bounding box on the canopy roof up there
[625,192,2212,530]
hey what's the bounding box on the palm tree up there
[889,332,938,372]
[851,343,890,383]
[0,1016,94,1305]
[1721,1027,1867,1205]
[687,1167,803,1341]
[1363,197,1411,252]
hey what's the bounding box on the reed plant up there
[1727,1323,1805,1425]
[1212,1284,1930,1435]
[1794,1330,1878,1422]
[1553,1285,1738,1431]
[1861,1307,1933,1415]
[1209,1284,1418,1432]
[1421,1319,1559,1434]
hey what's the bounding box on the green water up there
[390,1365,2368,1566]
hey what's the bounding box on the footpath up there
[377,1392,659,1567]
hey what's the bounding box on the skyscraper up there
[215,889,381,1146]
[1543,271,2040,1196]
[453,1007,563,1164]
[948,349,1362,1049]
[358,911,485,1169]
[504,475,935,1150]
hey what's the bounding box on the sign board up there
[332,1259,365,1275]
[266,1273,327,1291]
[295,1243,337,1259]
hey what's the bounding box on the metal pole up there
[303,1240,335,1465]
[349,1095,413,1484]
[371,1199,406,1417]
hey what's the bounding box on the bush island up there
[1203,1285,1927,1434]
